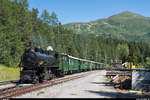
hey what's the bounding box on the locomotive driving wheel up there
[48,70,55,79]
[33,76,39,84]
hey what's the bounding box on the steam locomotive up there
[19,46,105,84]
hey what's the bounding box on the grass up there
[0,64,20,82]
[119,76,126,80]
[37,91,45,96]
[106,78,113,82]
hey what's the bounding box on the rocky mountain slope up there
[64,11,150,41]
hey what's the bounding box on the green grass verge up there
[37,91,45,96]
[0,64,20,82]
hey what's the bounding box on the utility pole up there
[115,57,117,63]
[57,22,64,72]
[51,25,54,48]
[99,53,101,62]
[105,55,107,64]
[96,50,98,62]
[111,59,113,64]
[60,24,63,53]
[57,22,60,53]
[86,43,88,59]
[84,40,87,59]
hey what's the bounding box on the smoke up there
[32,33,50,49]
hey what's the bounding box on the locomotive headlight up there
[39,61,43,65]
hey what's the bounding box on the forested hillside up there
[0,0,61,67]
[64,11,150,42]
[0,0,150,68]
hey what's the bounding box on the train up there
[19,46,105,84]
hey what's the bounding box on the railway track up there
[0,80,18,86]
[105,68,150,77]
[106,68,150,72]
[0,86,19,95]
[106,71,131,77]
[0,71,94,98]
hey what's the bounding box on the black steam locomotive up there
[19,46,62,83]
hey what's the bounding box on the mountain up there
[63,11,150,41]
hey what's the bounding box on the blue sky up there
[28,0,150,24]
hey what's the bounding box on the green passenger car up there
[58,53,80,73]
[80,60,89,71]
[59,54,69,72]
[68,56,80,71]
[57,53,105,75]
